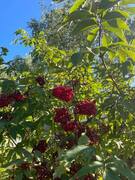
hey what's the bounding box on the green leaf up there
[0,121,7,129]
[78,134,89,145]
[72,161,103,179]
[121,0,135,5]
[63,145,89,160]
[102,34,108,47]
[103,169,121,180]
[99,0,120,9]
[125,7,135,14]
[4,159,24,168]
[53,165,66,178]
[71,52,83,66]
[87,28,99,43]
[20,148,33,160]
[103,22,127,42]
[117,19,130,30]
[124,49,135,61]
[110,156,135,180]
[1,79,16,94]
[15,171,23,180]
[73,19,97,34]
[103,10,129,20]
[69,0,86,14]
[68,10,93,21]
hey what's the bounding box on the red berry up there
[70,161,81,175]
[19,162,30,170]
[12,91,26,102]
[86,127,99,145]
[54,108,71,124]
[0,94,13,108]
[84,174,95,180]
[54,178,61,180]
[35,165,52,180]
[74,100,96,116]
[36,76,45,86]
[66,139,76,149]
[52,86,74,102]
[34,140,47,153]
[62,121,78,132]
[74,123,85,138]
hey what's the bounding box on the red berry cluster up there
[0,94,13,108]
[54,108,71,124]
[66,138,76,149]
[36,76,45,86]
[86,127,99,145]
[74,100,96,116]
[12,91,26,102]
[54,108,85,135]
[0,91,26,108]
[33,140,48,153]
[19,162,30,170]
[35,165,52,180]
[62,121,78,132]
[70,161,82,175]
[52,86,74,102]
[84,174,95,180]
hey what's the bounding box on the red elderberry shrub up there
[0,94,13,108]
[62,121,78,132]
[34,140,47,153]
[84,174,95,180]
[74,100,96,116]
[70,161,82,175]
[52,86,74,102]
[54,108,71,124]
[36,76,45,86]
[86,127,99,145]
[12,91,26,102]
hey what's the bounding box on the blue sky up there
[0,0,51,61]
